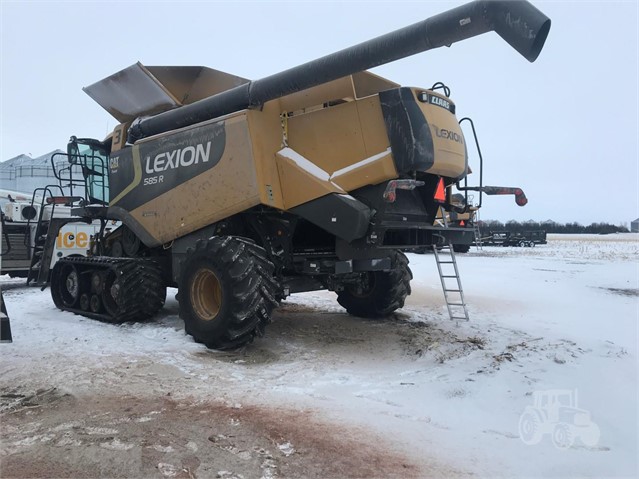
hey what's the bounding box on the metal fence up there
[0,165,60,181]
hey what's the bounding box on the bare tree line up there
[479,220,630,234]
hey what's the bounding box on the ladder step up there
[438,261,455,264]
[447,302,466,306]
[444,289,461,293]
[441,275,458,278]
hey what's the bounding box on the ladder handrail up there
[25,185,65,285]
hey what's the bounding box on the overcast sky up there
[1,1,637,225]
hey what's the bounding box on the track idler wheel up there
[80,293,90,311]
[90,294,102,313]
[51,262,81,309]
[101,270,121,317]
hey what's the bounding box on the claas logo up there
[56,231,90,249]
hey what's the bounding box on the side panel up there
[275,148,344,210]
[109,114,261,246]
[287,100,387,175]
[246,102,286,210]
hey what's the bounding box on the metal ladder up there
[473,221,483,250]
[433,243,470,322]
[470,208,483,250]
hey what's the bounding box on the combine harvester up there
[25,0,550,349]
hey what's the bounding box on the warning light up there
[434,178,446,202]
[460,220,465,226]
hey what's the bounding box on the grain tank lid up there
[145,66,250,106]
[83,62,181,123]
[83,62,250,123]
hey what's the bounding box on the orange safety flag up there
[434,178,446,202]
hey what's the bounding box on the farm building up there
[631,218,639,233]
[0,150,65,194]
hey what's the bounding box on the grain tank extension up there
[39,0,550,349]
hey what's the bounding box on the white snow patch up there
[100,438,134,451]
[277,441,295,456]
[150,444,175,453]
[185,441,198,452]
[277,147,330,181]
[157,463,179,477]
[330,147,391,179]
[84,427,118,435]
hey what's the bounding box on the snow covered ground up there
[1,233,637,478]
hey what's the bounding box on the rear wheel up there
[453,244,471,253]
[178,236,279,350]
[337,251,412,318]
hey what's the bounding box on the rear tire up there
[453,244,471,253]
[337,251,412,318]
[178,236,279,350]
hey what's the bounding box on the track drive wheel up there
[178,236,279,350]
[337,250,412,318]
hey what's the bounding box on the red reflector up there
[460,220,465,226]
[434,178,446,202]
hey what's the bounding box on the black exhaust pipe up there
[128,0,550,143]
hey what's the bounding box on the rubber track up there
[50,256,166,324]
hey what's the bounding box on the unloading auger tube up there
[128,0,550,142]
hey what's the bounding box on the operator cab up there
[66,136,111,205]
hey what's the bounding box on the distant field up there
[547,233,639,242]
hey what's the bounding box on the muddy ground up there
[0,287,465,479]
[1,390,424,479]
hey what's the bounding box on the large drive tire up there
[337,251,412,318]
[178,236,279,350]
